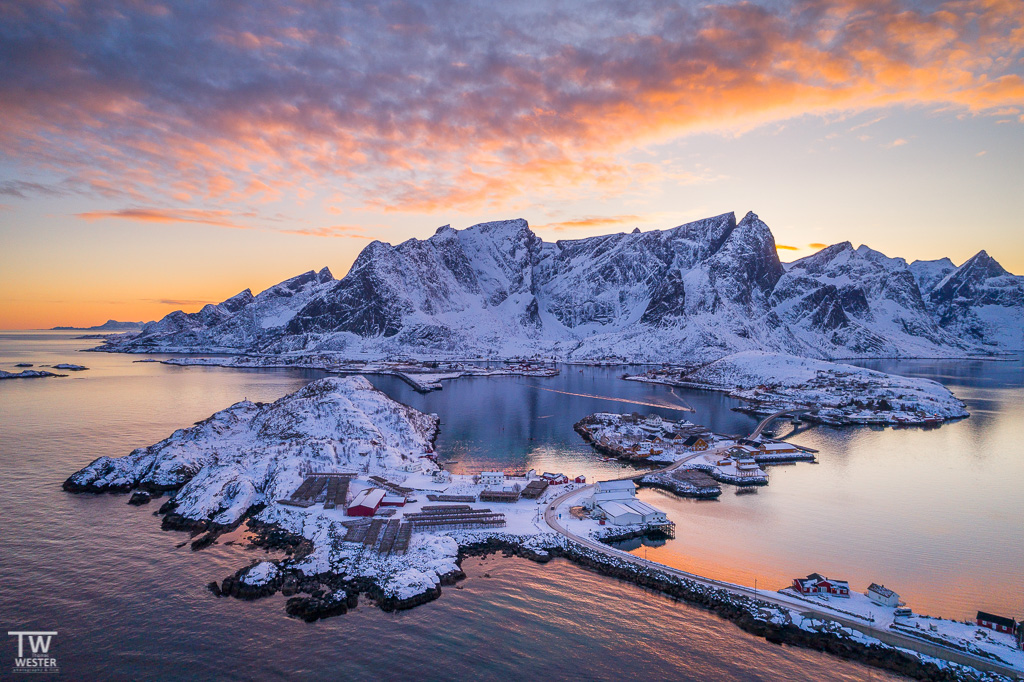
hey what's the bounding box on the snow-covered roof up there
[867,583,897,599]
[599,501,639,518]
[596,479,636,491]
[349,487,385,508]
[622,500,661,516]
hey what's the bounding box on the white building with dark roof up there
[866,583,900,607]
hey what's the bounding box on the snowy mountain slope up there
[909,258,956,295]
[64,376,439,525]
[925,251,1024,350]
[100,212,1021,360]
[118,268,335,351]
[775,243,974,357]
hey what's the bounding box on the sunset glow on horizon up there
[2,0,1022,329]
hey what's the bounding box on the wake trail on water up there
[519,383,694,412]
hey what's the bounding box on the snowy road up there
[542,461,1024,679]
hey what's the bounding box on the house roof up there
[622,499,661,516]
[599,501,639,519]
[349,488,385,508]
[867,583,897,599]
[682,436,705,446]
[596,479,636,492]
[977,611,1017,628]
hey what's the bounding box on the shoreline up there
[137,497,1014,681]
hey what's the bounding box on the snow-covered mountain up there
[924,250,1024,350]
[101,212,1022,360]
[121,267,335,352]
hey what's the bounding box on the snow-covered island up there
[63,376,637,616]
[575,411,817,494]
[145,355,556,392]
[626,351,969,426]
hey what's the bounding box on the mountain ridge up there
[98,212,1024,360]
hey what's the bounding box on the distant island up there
[51,319,146,331]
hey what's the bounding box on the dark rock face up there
[127,491,151,505]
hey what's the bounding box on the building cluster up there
[576,412,717,461]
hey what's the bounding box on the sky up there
[1,0,1022,329]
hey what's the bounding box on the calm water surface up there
[2,331,1019,679]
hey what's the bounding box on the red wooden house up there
[976,611,1017,635]
[792,573,850,598]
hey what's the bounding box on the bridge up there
[749,407,816,439]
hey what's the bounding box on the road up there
[542,471,1022,679]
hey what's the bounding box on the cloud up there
[848,115,886,132]
[885,138,909,148]
[775,244,800,251]
[534,215,645,232]
[808,242,829,249]
[0,180,65,198]
[75,207,248,229]
[976,150,987,156]
[1,0,1023,213]
[283,225,374,239]
[148,298,217,306]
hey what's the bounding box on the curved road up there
[749,408,814,439]
[542,471,1022,679]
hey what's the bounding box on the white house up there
[641,414,663,432]
[584,479,636,510]
[866,583,900,607]
[479,471,505,488]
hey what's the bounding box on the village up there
[275,457,679,550]
[574,411,817,494]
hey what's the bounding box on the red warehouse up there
[347,488,385,516]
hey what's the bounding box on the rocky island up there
[626,351,970,426]
[1,368,64,379]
